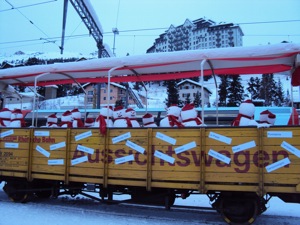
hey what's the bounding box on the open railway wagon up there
[0,43,300,225]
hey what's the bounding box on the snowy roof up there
[82,82,125,89]
[0,43,299,87]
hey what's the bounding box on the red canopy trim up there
[214,52,297,61]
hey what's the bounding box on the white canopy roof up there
[0,43,299,88]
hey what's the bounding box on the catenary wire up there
[3,0,61,49]
[0,0,57,13]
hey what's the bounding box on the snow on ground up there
[1,182,300,225]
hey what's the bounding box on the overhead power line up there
[4,0,60,50]
[0,0,57,13]
[117,20,300,33]
[238,19,300,25]
[0,17,299,50]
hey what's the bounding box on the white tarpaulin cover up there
[0,43,299,87]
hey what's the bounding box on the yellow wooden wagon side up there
[1,126,299,224]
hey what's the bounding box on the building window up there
[87,97,93,103]
[88,91,93,95]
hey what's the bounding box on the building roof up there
[83,82,126,90]
[177,79,212,94]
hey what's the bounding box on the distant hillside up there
[0,50,96,65]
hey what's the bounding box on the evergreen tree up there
[259,74,277,106]
[15,85,26,93]
[227,75,244,107]
[68,85,84,96]
[190,77,199,83]
[218,75,230,106]
[133,82,142,90]
[204,75,212,82]
[162,80,168,87]
[165,79,182,107]
[36,86,45,97]
[184,93,191,104]
[284,89,291,106]
[274,78,284,106]
[56,84,70,97]
[193,91,201,107]
[26,57,43,65]
[246,77,261,100]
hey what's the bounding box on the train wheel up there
[165,193,176,209]
[3,181,30,203]
[219,196,258,225]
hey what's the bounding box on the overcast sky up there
[0,0,300,57]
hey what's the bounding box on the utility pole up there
[60,0,69,54]
[112,28,119,56]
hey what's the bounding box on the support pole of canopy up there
[200,59,218,126]
[290,83,295,124]
[200,60,206,124]
[207,60,219,126]
[141,81,148,112]
[107,66,123,116]
[33,73,50,127]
